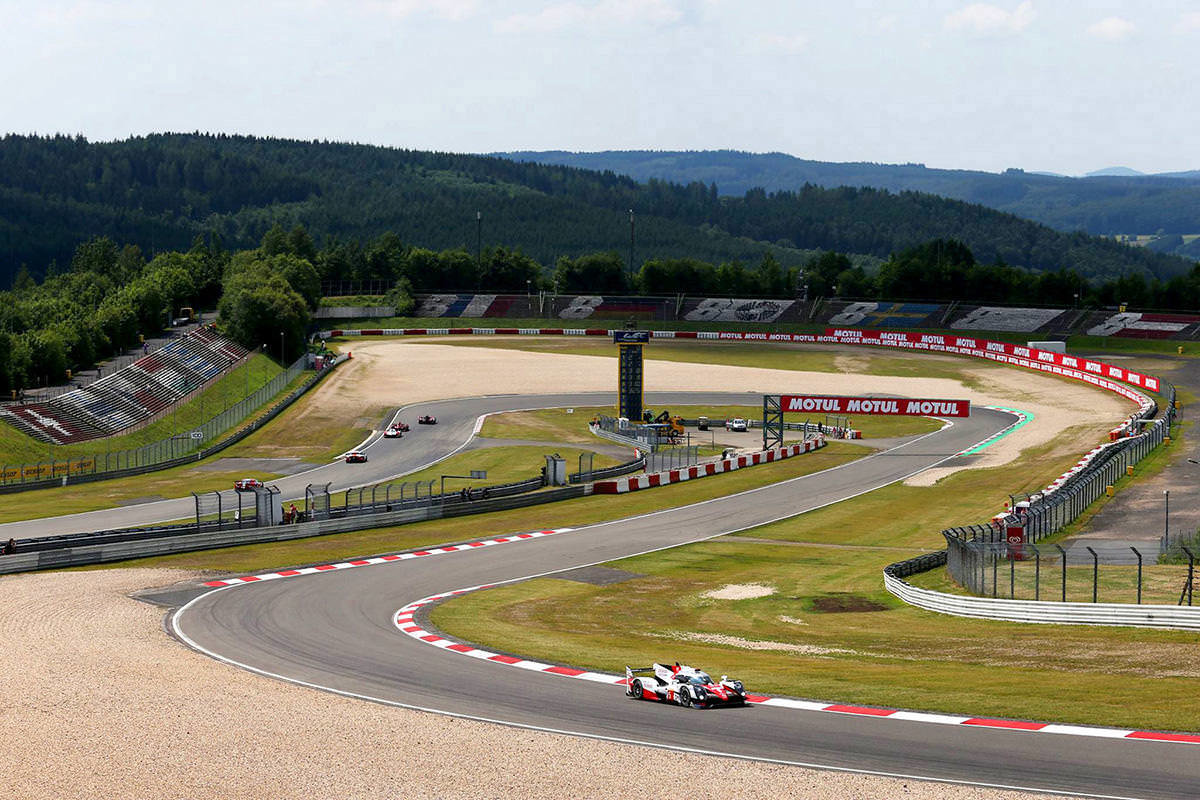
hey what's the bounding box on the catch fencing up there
[885,381,1186,619]
[0,354,333,490]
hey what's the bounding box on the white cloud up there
[1176,12,1200,33]
[33,0,152,26]
[875,14,898,32]
[364,0,479,20]
[1087,16,1135,41]
[943,1,1035,36]
[759,32,808,54]
[496,0,683,34]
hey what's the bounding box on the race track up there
[169,402,1200,799]
[0,391,752,539]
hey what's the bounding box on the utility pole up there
[476,211,482,274]
[628,209,635,280]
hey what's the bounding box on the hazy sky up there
[1,0,1196,175]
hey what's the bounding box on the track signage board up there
[615,330,648,421]
[613,330,651,344]
[779,394,970,417]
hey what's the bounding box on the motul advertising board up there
[823,328,1161,394]
[780,395,970,417]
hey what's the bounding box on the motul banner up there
[780,394,970,417]
[823,328,1160,393]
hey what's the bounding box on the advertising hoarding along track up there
[780,395,970,417]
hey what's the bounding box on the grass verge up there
[429,432,1200,733]
[0,354,284,465]
[95,443,865,574]
[480,405,944,443]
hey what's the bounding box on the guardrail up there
[883,571,1200,631]
[0,485,587,575]
[884,380,1181,625]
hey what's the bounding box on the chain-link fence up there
[646,446,700,473]
[931,383,1181,602]
[1,354,325,487]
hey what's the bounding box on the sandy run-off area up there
[325,338,1129,483]
[0,337,1131,799]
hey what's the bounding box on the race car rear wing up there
[625,666,656,679]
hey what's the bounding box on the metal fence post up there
[1131,547,1142,604]
[1086,546,1098,603]
[1034,546,1040,602]
[1183,547,1196,607]
[1056,544,1067,602]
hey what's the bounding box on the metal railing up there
[1,354,325,489]
[886,381,1182,614]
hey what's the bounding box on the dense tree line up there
[7,222,1200,397]
[1,134,1192,296]
[508,150,1200,245]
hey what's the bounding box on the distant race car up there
[383,425,404,438]
[418,415,437,425]
[725,418,748,432]
[234,478,263,491]
[395,421,410,432]
[625,662,747,709]
[344,451,368,463]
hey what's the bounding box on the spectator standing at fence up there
[289,503,299,523]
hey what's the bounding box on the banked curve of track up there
[172,400,1200,800]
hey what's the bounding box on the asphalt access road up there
[173,406,1200,798]
[0,391,760,540]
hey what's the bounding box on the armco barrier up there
[594,438,825,494]
[883,571,1200,631]
[0,485,586,575]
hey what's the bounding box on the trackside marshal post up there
[614,330,649,422]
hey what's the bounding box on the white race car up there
[725,418,749,432]
[625,662,747,708]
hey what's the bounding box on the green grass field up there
[480,405,943,443]
[431,430,1200,732]
[102,442,865,573]
[0,365,318,522]
[0,354,285,466]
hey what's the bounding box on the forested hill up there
[502,150,1200,256]
[0,133,1192,288]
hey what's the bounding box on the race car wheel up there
[629,679,642,699]
[678,690,691,708]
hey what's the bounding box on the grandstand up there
[0,328,249,444]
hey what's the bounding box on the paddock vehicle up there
[344,451,368,463]
[726,418,748,432]
[625,662,747,708]
[418,415,437,425]
[234,478,263,491]
[383,426,404,438]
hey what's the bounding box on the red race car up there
[234,478,263,491]
[383,425,404,438]
[418,415,437,425]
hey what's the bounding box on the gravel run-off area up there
[0,338,1134,798]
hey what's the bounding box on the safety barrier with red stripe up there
[592,438,825,495]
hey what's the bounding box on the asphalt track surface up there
[0,390,749,540]
[172,401,1200,799]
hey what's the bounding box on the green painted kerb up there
[958,406,1031,456]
